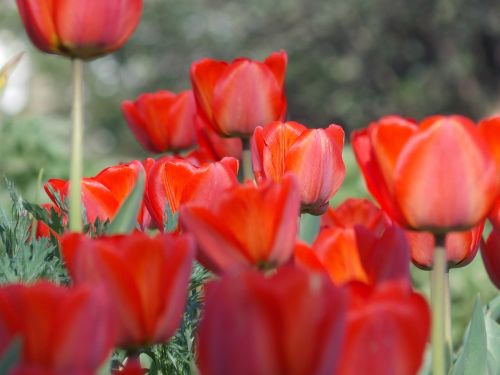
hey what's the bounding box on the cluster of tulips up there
[2,1,500,374]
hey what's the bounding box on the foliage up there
[0,180,67,284]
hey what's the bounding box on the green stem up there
[242,138,254,182]
[30,168,44,241]
[69,59,84,232]
[431,234,451,375]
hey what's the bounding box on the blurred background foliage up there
[0,0,499,342]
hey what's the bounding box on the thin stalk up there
[30,168,44,241]
[431,234,450,375]
[242,138,254,181]
[69,59,84,232]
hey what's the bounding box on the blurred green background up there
[0,0,499,344]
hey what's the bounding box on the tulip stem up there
[431,234,451,375]
[69,59,84,232]
[242,138,254,181]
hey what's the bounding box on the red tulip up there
[196,115,243,161]
[180,174,300,274]
[352,115,499,232]
[319,198,483,270]
[16,0,142,60]
[145,156,238,229]
[61,231,194,348]
[197,267,347,375]
[481,226,500,289]
[406,223,484,269]
[45,160,147,228]
[0,281,114,374]
[190,51,287,137]
[337,282,430,375]
[252,121,345,215]
[479,116,500,228]
[122,90,198,153]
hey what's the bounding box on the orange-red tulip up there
[16,0,142,60]
[61,231,194,349]
[0,281,114,374]
[45,160,148,228]
[180,174,300,274]
[252,121,345,215]
[122,90,198,154]
[196,115,243,161]
[479,116,500,228]
[352,115,499,232]
[318,198,484,270]
[145,157,239,229]
[190,51,287,137]
[337,282,430,375]
[197,267,347,375]
[406,223,484,269]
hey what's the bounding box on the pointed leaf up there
[107,172,145,234]
[0,338,21,374]
[451,296,487,375]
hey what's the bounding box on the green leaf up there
[0,338,21,374]
[299,213,320,244]
[451,296,488,375]
[163,203,179,233]
[484,296,500,374]
[107,172,145,234]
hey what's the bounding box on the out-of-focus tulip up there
[481,226,500,289]
[190,51,287,137]
[16,0,142,60]
[0,52,23,93]
[407,223,484,269]
[196,115,243,161]
[0,281,114,374]
[122,90,198,154]
[479,116,500,228]
[318,198,484,271]
[45,160,147,228]
[197,267,347,375]
[295,198,410,285]
[180,174,300,274]
[252,121,345,215]
[352,115,499,232]
[337,282,430,375]
[145,156,238,229]
[113,358,146,375]
[61,231,194,349]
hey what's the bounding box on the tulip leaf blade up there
[0,337,21,374]
[451,296,487,375]
[107,172,145,234]
[484,296,500,374]
[164,204,179,233]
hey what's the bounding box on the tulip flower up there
[0,281,114,374]
[252,121,346,215]
[319,198,484,270]
[406,223,484,269]
[181,174,300,274]
[479,116,500,228]
[196,115,243,161]
[197,267,347,375]
[352,115,499,232]
[16,0,142,60]
[190,50,287,137]
[61,231,194,349]
[45,160,147,228]
[145,156,239,229]
[337,282,430,375]
[481,226,500,289]
[122,90,198,154]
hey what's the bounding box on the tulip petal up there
[395,117,498,231]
